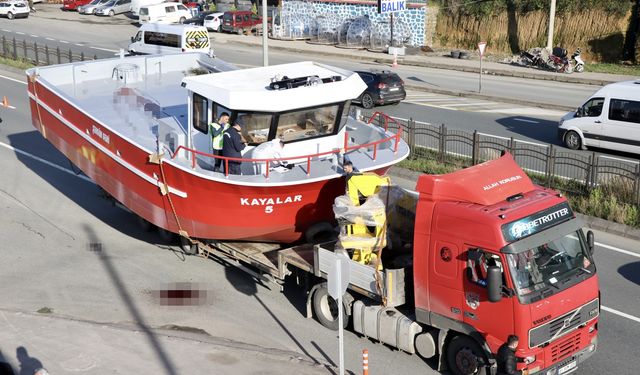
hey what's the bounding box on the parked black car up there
[353,70,406,109]
[183,10,214,26]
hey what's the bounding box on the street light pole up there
[546,0,556,50]
[262,0,268,66]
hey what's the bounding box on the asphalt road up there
[1,67,640,374]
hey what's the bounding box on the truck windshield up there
[506,230,594,299]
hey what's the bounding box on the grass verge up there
[0,57,34,70]
[585,63,640,76]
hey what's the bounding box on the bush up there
[433,0,632,17]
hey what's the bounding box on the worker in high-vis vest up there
[210,112,230,172]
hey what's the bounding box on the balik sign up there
[378,0,406,13]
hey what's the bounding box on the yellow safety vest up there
[211,122,230,150]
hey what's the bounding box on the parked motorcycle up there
[547,46,573,73]
[571,48,585,73]
[520,49,545,68]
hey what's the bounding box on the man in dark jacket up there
[222,117,246,175]
[496,335,522,375]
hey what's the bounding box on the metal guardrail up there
[364,113,640,205]
[0,36,97,66]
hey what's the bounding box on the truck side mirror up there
[487,266,502,303]
[587,230,595,254]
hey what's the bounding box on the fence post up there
[588,152,598,191]
[68,49,73,63]
[634,163,640,205]
[1,35,5,58]
[12,37,17,60]
[439,124,446,163]
[408,118,416,157]
[22,39,27,61]
[34,42,39,65]
[93,54,97,61]
[546,145,555,188]
[509,137,516,155]
[80,51,85,61]
[45,45,50,65]
[472,130,479,165]
[56,46,61,64]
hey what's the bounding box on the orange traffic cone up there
[1,96,8,108]
[391,50,398,68]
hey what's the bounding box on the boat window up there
[276,104,340,142]
[192,93,208,134]
[233,112,272,145]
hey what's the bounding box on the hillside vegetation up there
[431,0,639,63]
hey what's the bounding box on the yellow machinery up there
[337,173,391,268]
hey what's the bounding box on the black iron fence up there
[0,36,97,66]
[364,112,640,205]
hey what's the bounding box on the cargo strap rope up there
[372,184,393,307]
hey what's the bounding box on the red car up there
[62,0,92,11]
[221,10,261,34]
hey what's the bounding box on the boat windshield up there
[275,104,340,142]
[506,230,594,302]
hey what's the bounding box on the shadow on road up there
[8,131,185,255]
[84,224,179,375]
[495,116,560,145]
[0,349,15,375]
[618,261,640,286]
[223,265,338,374]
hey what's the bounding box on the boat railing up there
[366,111,402,132]
[170,126,402,179]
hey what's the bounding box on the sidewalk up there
[0,308,331,375]
[211,32,635,87]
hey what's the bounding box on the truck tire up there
[446,335,488,375]
[180,236,198,255]
[305,222,335,244]
[564,130,582,150]
[312,286,348,331]
[179,16,186,24]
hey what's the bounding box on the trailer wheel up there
[305,222,335,244]
[180,236,198,255]
[446,335,488,375]
[312,286,348,331]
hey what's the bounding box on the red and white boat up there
[26,53,409,244]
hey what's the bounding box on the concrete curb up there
[387,166,640,243]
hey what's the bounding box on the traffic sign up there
[328,253,351,299]
[478,41,487,57]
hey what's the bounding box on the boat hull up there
[27,79,390,243]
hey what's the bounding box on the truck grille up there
[529,298,599,348]
[551,331,581,362]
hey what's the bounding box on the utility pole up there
[546,0,556,50]
[262,0,268,66]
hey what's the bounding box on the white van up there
[559,80,640,154]
[139,2,191,24]
[128,24,210,55]
[131,0,162,17]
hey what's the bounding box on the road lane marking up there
[90,46,119,53]
[45,37,54,41]
[75,43,84,47]
[445,102,497,107]
[596,241,640,258]
[15,32,25,35]
[513,118,539,123]
[60,40,69,44]
[1,29,10,32]
[0,74,26,85]
[602,306,640,324]
[30,34,38,37]
[0,141,92,183]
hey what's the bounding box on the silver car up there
[79,0,110,14]
[95,0,130,16]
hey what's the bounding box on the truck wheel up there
[179,236,198,255]
[305,222,335,244]
[312,286,348,331]
[179,16,186,24]
[446,335,488,375]
[564,130,582,150]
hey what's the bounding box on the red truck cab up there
[412,153,598,375]
[63,0,93,10]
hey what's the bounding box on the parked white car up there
[139,2,191,24]
[0,0,30,19]
[78,0,110,14]
[202,11,223,32]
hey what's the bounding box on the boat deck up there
[31,53,409,186]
